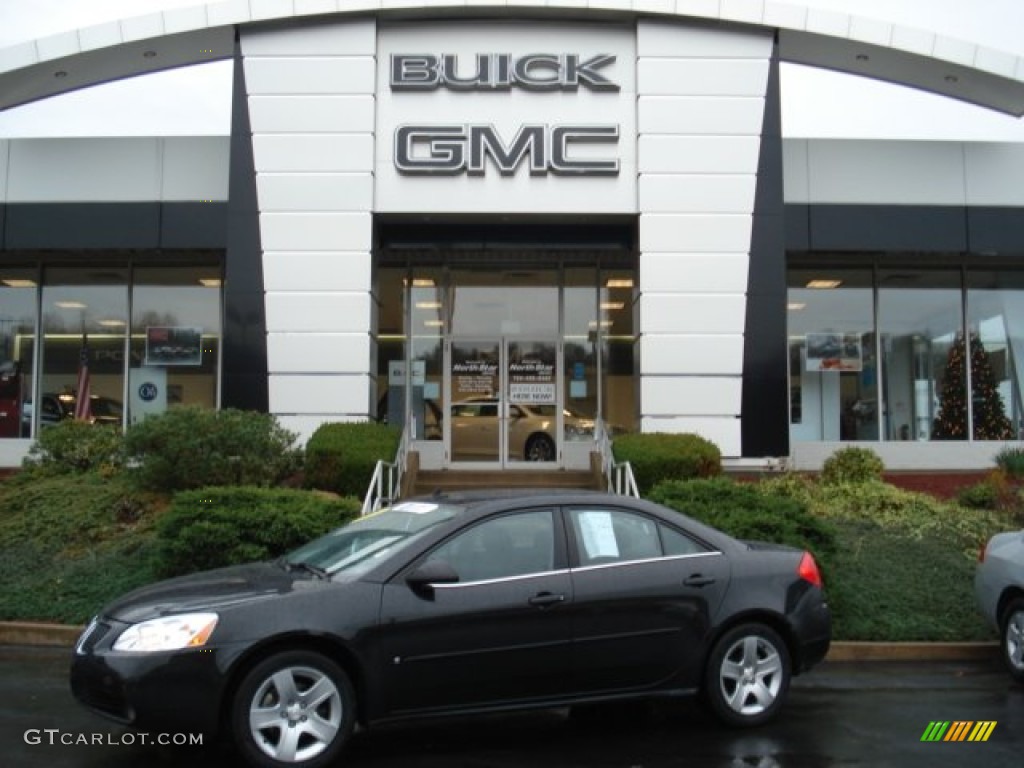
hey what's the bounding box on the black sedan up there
[71,490,831,768]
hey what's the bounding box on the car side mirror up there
[406,560,459,596]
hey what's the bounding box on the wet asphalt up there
[2,645,1021,768]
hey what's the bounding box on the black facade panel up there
[742,40,789,459]
[784,204,810,251]
[5,203,160,249]
[967,208,1024,255]
[161,203,229,248]
[221,40,268,413]
[808,205,967,252]
[0,204,5,249]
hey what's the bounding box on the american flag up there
[74,337,92,421]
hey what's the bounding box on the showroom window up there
[788,261,1024,443]
[2,256,223,439]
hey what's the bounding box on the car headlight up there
[112,613,218,652]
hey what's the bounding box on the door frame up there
[444,336,562,469]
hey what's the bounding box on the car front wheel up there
[231,650,355,768]
[525,434,555,462]
[1001,598,1024,684]
[704,623,791,727]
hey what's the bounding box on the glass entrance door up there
[447,338,560,467]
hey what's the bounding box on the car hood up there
[103,562,315,624]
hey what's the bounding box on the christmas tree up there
[932,333,1013,440]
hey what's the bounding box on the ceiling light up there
[199,278,221,287]
[55,301,87,309]
[415,301,442,310]
[588,320,614,328]
[606,278,633,288]
[423,320,444,327]
[601,302,625,311]
[787,302,806,311]
[411,278,435,287]
[2,278,36,287]
[806,279,842,289]
[98,319,126,327]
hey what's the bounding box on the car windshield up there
[284,501,461,578]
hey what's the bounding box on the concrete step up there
[410,469,603,496]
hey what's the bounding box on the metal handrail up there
[595,418,639,497]
[361,417,410,516]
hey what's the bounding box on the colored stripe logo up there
[921,721,997,742]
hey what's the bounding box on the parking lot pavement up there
[2,646,1021,768]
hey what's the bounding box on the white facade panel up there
[260,212,372,251]
[263,251,372,292]
[965,143,1024,206]
[806,140,967,205]
[639,252,750,293]
[375,22,636,214]
[244,57,377,95]
[7,138,159,202]
[268,333,371,373]
[637,18,773,58]
[252,134,374,173]
[638,96,765,136]
[782,138,810,203]
[269,374,372,415]
[638,136,761,174]
[642,376,742,416]
[78,22,123,52]
[265,292,372,333]
[639,214,754,253]
[640,335,745,375]
[241,18,376,56]
[248,95,375,134]
[640,416,742,456]
[276,415,354,446]
[637,60,770,97]
[161,137,231,201]
[257,174,373,212]
[639,293,748,335]
[639,175,757,213]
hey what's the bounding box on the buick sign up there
[391,52,620,177]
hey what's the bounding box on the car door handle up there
[683,575,716,588]
[528,592,565,607]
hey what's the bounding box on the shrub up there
[23,421,125,474]
[123,407,301,492]
[995,445,1024,479]
[648,477,837,578]
[156,487,361,577]
[956,480,1001,510]
[612,433,721,493]
[820,446,884,485]
[304,421,401,496]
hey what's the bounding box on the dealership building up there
[2,1,1024,474]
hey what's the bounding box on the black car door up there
[375,507,573,715]
[564,505,730,694]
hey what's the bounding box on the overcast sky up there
[0,0,1023,140]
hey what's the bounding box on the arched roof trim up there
[1,0,1023,115]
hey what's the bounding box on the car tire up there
[703,623,791,727]
[525,434,555,462]
[1000,597,1024,684]
[231,650,355,768]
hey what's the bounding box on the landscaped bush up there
[820,446,884,485]
[304,421,401,497]
[123,406,301,492]
[956,479,1002,510]
[156,487,361,577]
[648,477,837,578]
[612,432,721,493]
[995,445,1024,479]
[22,421,124,475]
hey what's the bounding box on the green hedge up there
[23,421,124,475]
[124,406,301,492]
[649,477,837,578]
[820,446,884,485]
[156,487,360,577]
[304,421,401,496]
[612,432,721,493]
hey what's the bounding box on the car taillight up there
[797,551,823,589]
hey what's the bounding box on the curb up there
[0,621,1001,661]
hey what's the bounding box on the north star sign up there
[391,53,621,177]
